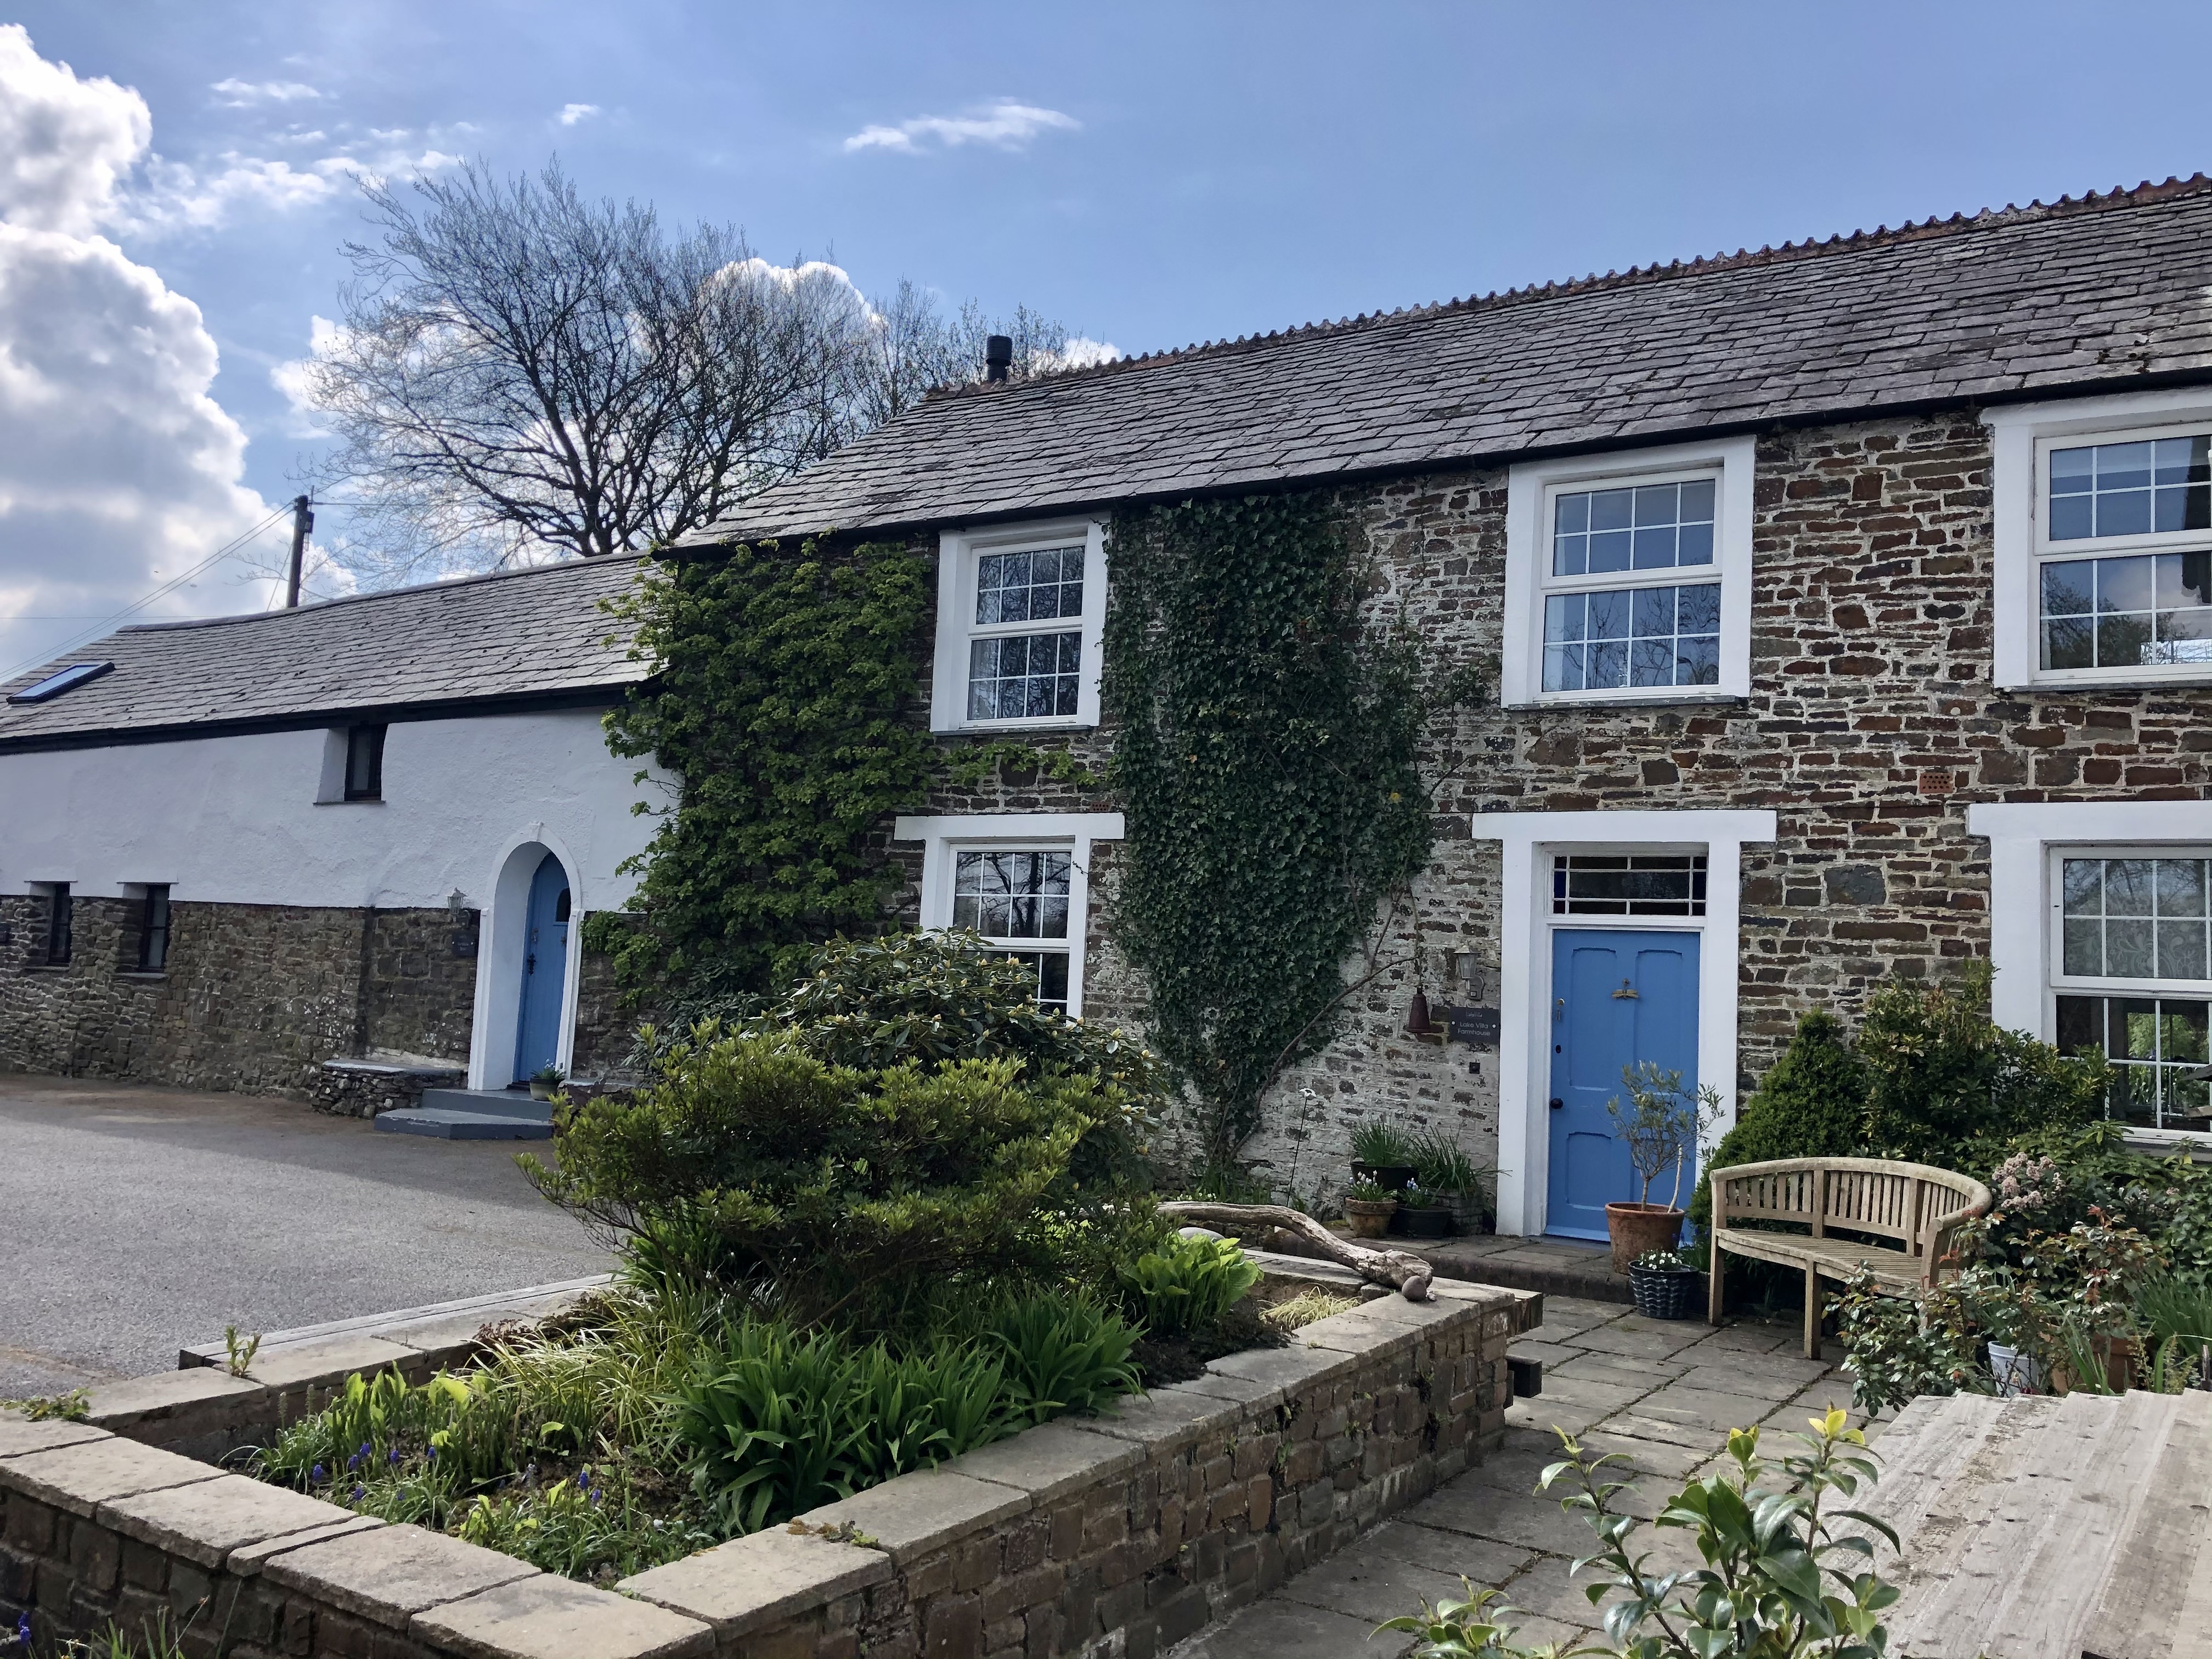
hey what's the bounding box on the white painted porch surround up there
[1472,807,1778,1238]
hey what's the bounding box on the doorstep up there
[1402,1233,1634,1305]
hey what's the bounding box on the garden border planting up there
[2,1270,1532,1659]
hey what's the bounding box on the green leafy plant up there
[531,1063,565,1086]
[1103,490,1482,1178]
[673,1317,1033,1535]
[1350,1119,1419,1168]
[1,1387,91,1422]
[1116,1233,1263,1341]
[1604,1064,1722,1210]
[1833,1268,1989,1414]
[1412,1130,1492,1195]
[223,1325,263,1379]
[54,1613,194,1659]
[1343,1180,1398,1205]
[524,1029,1158,1328]
[981,1289,1143,1424]
[454,1466,713,1582]
[1631,1249,1698,1274]
[1398,1184,1442,1211]
[597,536,933,1005]
[1381,1410,1901,1658]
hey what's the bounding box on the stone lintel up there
[258,1520,540,1628]
[0,1435,225,1517]
[0,1416,108,1459]
[795,1466,1030,1566]
[99,1472,359,1569]
[940,1419,1143,1504]
[618,1527,893,1635]
[413,1570,713,1659]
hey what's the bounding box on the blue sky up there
[5,0,2212,673]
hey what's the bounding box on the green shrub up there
[981,1289,1143,1424]
[1409,1130,1491,1197]
[1997,1120,2212,1276]
[526,1032,1158,1325]
[1348,1119,1418,1167]
[674,1319,1026,1534]
[1859,962,2104,1168]
[455,1469,714,1582]
[1692,1010,1868,1232]
[1117,1233,1263,1341]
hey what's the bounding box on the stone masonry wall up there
[0,897,630,1098]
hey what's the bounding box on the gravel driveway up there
[0,1071,610,1398]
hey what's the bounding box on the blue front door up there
[512,853,571,1084]
[1546,929,1700,1240]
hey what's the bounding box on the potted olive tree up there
[1603,1063,1723,1274]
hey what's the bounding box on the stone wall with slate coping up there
[0,896,630,1098]
[1,1278,1530,1659]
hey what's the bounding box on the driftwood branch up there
[1159,1202,1435,1302]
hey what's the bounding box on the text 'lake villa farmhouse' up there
[8,177,2212,1236]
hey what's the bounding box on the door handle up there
[525,955,535,973]
[1549,1097,1564,1110]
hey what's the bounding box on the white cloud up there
[270,313,343,437]
[557,103,600,126]
[843,99,1077,155]
[1041,336,1120,371]
[210,77,323,106]
[0,29,282,678]
[0,25,148,235]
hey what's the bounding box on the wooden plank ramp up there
[1858,1387,2212,1659]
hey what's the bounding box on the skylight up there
[7,662,114,705]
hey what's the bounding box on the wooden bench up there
[1708,1156,1993,1358]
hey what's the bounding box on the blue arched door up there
[1546,929,1700,1240]
[512,852,571,1084]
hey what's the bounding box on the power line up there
[0,503,296,683]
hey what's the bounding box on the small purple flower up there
[426,1444,438,1461]
[388,1448,402,1466]
[352,1485,365,1503]
[575,1468,590,1488]
[16,1610,32,1649]
[311,1464,325,1482]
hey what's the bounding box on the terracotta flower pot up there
[1604,1202,1684,1274]
[1342,1198,1400,1239]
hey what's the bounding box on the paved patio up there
[0,1072,608,1398]
[1172,1295,1853,1657]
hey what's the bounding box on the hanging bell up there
[1406,989,1435,1036]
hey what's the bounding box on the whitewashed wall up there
[0,707,663,916]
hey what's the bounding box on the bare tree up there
[304,161,1086,583]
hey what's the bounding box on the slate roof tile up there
[0,556,646,748]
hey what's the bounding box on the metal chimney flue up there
[985,334,1013,383]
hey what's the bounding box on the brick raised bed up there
[2,1277,1531,1659]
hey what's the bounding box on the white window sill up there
[2001,675,2212,695]
[1505,691,1748,712]
[2121,1127,2212,1161]
[940,717,1098,735]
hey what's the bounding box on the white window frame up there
[1986,388,2212,691]
[1472,805,1777,1238]
[1973,799,2212,1147]
[893,812,1124,1018]
[930,520,1107,734]
[1502,436,1754,709]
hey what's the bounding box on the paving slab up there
[414,1569,713,1659]
[940,1419,1142,1503]
[0,1415,106,1458]
[1168,1591,1382,1659]
[1071,1383,1245,1453]
[1543,1348,1693,1388]
[1277,1522,1536,1623]
[227,1514,387,1573]
[619,1527,891,1635]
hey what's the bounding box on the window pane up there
[2098,556,2155,613]
[1542,583,1720,693]
[1679,478,1716,521]
[1675,521,1714,566]
[2106,860,2156,914]
[2108,919,2157,978]
[2061,859,2104,915]
[968,630,1082,721]
[953,850,1073,942]
[2063,858,2212,984]
[2042,561,2095,617]
[2049,436,2212,542]
[1551,854,1708,916]
[2063,917,2103,977]
[975,546,1083,627]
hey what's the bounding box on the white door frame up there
[468,825,586,1091]
[1472,807,1778,1238]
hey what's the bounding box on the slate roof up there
[692,177,2212,544]
[0,556,647,749]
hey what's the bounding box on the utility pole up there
[284,495,314,608]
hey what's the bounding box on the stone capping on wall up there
[2,1271,1535,1659]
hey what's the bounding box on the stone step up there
[417,1087,554,1123]
[372,1107,553,1141]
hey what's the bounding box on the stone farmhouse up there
[7,178,2212,1238]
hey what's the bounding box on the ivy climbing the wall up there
[598,537,932,1009]
[1104,492,1477,1177]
